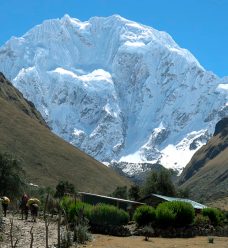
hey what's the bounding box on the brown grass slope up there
[179,117,228,204]
[0,73,130,194]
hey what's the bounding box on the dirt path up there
[1,214,58,248]
[85,234,228,248]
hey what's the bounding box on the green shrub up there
[133,205,156,226]
[202,208,223,226]
[60,196,75,217]
[171,201,195,226]
[89,203,129,226]
[60,199,129,226]
[60,197,93,224]
[68,201,92,223]
[156,204,176,227]
[156,201,195,227]
[194,214,210,226]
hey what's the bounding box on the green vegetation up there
[156,201,195,227]
[55,180,75,198]
[133,205,156,226]
[111,169,178,202]
[89,204,129,226]
[0,152,25,198]
[68,202,92,223]
[60,197,129,226]
[110,186,128,199]
[141,170,176,197]
[73,222,91,244]
[194,214,210,226]
[128,185,140,201]
[60,197,91,246]
[156,204,176,227]
[202,207,223,226]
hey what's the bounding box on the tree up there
[141,170,176,197]
[111,186,128,199]
[0,152,25,198]
[54,180,75,198]
[177,188,190,198]
[128,185,140,201]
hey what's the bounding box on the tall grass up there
[60,197,129,226]
[89,203,129,226]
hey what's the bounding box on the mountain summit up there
[0,15,227,174]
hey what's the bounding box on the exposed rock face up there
[179,118,228,202]
[0,72,47,126]
[0,15,227,175]
[214,117,228,137]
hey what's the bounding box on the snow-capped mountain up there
[0,15,227,174]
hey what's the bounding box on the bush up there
[61,230,73,248]
[89,204,129,226]
[60,196,75,217]
[194,214,210,226]
[73,223,91,244]
[156,204,176,227]
[133,205,156,226]
[68,201,92,223]
[156,201,195,227]
[62,200,129,226]
[171,201,195,226]
[60,197,92,224]
[202,208,223,226]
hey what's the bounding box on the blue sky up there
[1,0,227,76]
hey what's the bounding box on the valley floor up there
[85,234,228,248]
[1,214,228,248]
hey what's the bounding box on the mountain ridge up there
[0,15,227,175]
[179,117,228,202]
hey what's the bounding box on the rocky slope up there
[0,15,227,175]
[179,117,228,202]
[0,72,46,126]
[0,73,130,193]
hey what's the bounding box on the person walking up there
[20,193,29,220]
[27,198,40,222]
[1,196,10,217]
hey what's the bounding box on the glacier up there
[0,14,227,175]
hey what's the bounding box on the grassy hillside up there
[0,73,130,194]
[179,117,228,203]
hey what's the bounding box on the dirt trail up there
[0,214,58,248]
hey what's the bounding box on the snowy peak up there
[0,15,227,175]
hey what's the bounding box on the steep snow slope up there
[0,15,227,174]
